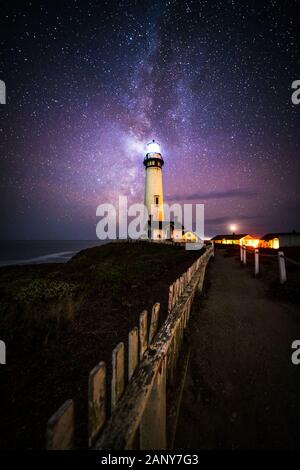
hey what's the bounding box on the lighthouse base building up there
[146,220,184,241]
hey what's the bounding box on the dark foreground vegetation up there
[0,242,201,449]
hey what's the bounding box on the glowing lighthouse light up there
[146,139,161,155]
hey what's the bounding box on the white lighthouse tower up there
[144,139,164,225]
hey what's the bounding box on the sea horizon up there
[0,239,109,267]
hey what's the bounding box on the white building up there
[260,232,300,249]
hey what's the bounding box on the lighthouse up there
[142,139,200,244]
[143,140,164,223]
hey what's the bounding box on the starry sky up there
[0,0,299,239]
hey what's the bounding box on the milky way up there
[0,0,299,239]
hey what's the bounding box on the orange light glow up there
[247,239,260,248]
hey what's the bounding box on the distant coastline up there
[0,240,108,267]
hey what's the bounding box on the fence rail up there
[239,244,299,284]
[45,243,214,450]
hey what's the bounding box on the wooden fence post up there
[88,362,106,447]
[139,310,148,360]
[254,249,259,276]
[149,303,160,344]
[46,399,74,450]
[175,278,179,303]
[140,356,167,449]
[243,245,247,265]
[128,327,138,380]
[278,251,287,284]
[240,244,243,262]
[198,264,206,293]
[179,276,183,297]
[111,343,125,412]
[168,284,173,313]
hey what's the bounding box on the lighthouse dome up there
[146,139,161,155]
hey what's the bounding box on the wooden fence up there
[45,243,214,450]
[240,245,300,284]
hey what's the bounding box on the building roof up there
[260,232,299,241]
[211,234,249,241]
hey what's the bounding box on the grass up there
[0,241,201,335]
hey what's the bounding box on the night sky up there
[0,0,299,239]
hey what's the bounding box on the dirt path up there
[175,249,300,449]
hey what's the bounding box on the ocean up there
[0,240,108,267]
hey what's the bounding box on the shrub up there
[15,280,78,304]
